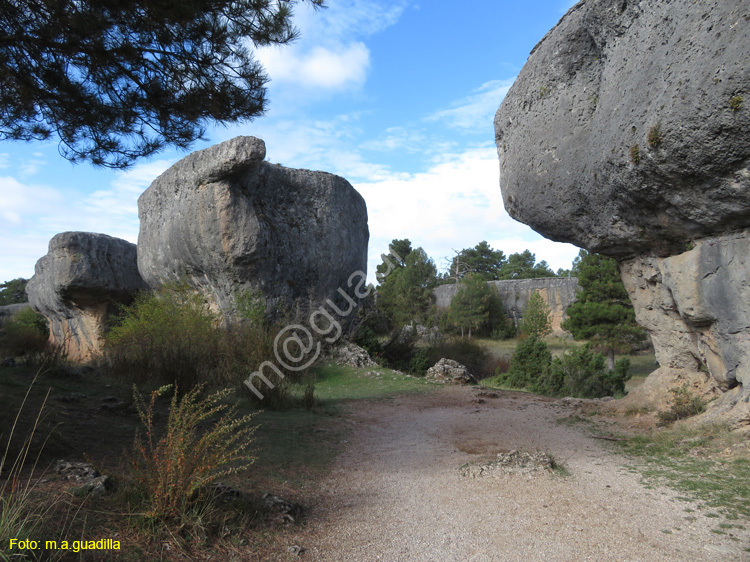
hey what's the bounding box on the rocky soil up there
[289,386,748,561]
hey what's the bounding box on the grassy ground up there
[0,361,439,562]
[615,424,750,522]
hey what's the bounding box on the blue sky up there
[0,0,581,283]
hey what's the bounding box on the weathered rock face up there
[495,0,750,417]
[620,231,750,404]
[425,358,475,385]
[495,0,750,259]
[26,232,147,361]
[138,136,369,319]
[433,278,580,334]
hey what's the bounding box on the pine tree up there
[0,0,324,167]
[563,250,645,369]
[520,291,552,339]
[450,274,492,339]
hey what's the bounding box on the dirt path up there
[289,386,749,561]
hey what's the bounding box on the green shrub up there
[407,347,431,375]
[424,338,490,377]
[657,385,706,426]
[520,291,551,339]
[132,384,257,520]
[104,282,221,387]
[0,308,49,358]
[352,325,383,357]
[234,287,266,325]
[630,144,641,164]
[494,336,552,389]
[538,344,631,398]
[647,124,663,148]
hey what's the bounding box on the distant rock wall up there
[137,136,369,321]
[0,303,32,327]
[433,278,580,334]
[26,232,147,361]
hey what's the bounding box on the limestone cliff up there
[433,278,580,334]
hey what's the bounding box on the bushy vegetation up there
[493,339,631,399]
[103,282,307,408]
[0,307,49,358]
[132,384,257,520]
[104,282,222,387]
[563,250,645,369]
[378,328,495,378]
[520,290,552,339]
[1,380,55,561]
[494,336,552,390]
[0,278,28,305]
[657,384,707,426]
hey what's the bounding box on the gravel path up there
[291,386,749,561]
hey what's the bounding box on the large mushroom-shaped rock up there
[137,136,369,320]
[495,0,750,417]
[26,232,147,361]
[496,0,750,258]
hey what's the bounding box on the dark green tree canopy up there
[0,0,323,168]
[563,250,645,366]
[449,241,506,281]
[376,241,437,331]
[0,278,28,305]
[498,250,555,280]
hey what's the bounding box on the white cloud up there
[255,0,406,95]
[0,153,9,169]
[428,79,515,130]
[360,127,428,153]
[258,42,370,90]
[355,146,581,282]
[0,159,172,279]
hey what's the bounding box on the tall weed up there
[0,376,66,562]
[132,384,257,520]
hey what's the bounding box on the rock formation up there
[138,136,369,320]
[26,232,147,361]
[425,358,476,385]
[495,0,750,419]
[433,278,580,334]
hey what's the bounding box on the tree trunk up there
[606,348,615,371]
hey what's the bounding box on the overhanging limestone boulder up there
[137,136,369,320]
[495,0,750,417]
[495,0,750,259]
[26,232,147,361]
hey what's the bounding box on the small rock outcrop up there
[425,358,475,385]
[137,136,369,320]
[434,278,580,334]
[26,232,147,361]
[329,341,377,368]
[495,0,750,419]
